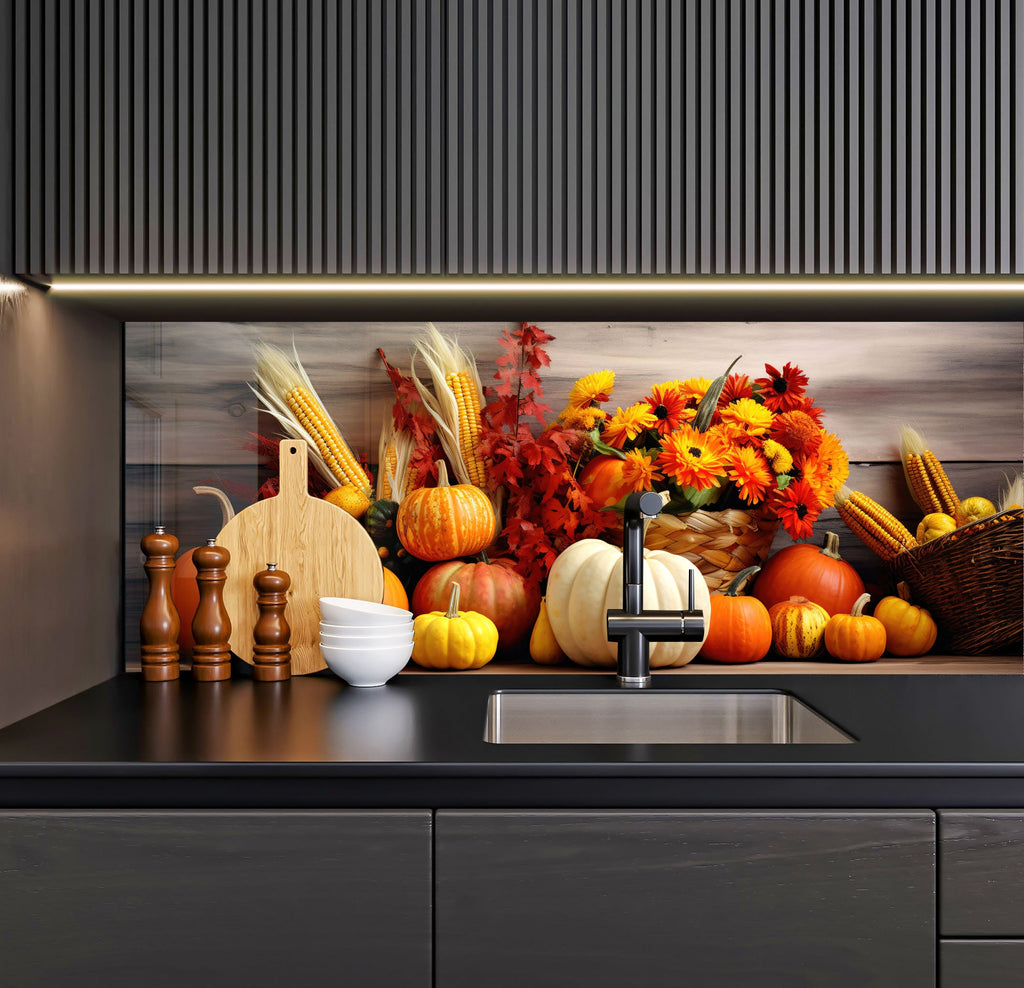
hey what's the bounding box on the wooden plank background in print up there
[124,320,1023,660]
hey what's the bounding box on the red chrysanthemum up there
[770,409,823,459]
[643,382,689,436]
[771,479,823,541]
[755,362,810,413]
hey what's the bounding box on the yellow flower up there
[678,376,714,408]
[602,403,659,449]
[762,439,794,474]
[559,405,607,430]
[719,397,775,437]
[568,370,615,409]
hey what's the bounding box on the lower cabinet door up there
[436,810,935,988]
[941,941,1024,987]
[0,810,432,988]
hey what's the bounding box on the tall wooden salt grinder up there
[253,563,291,681]
[140,527,181,681]
[191,539,232,681]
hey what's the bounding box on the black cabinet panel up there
[436,809,935,988]
[0,810,432,987]
[940,811,1024,937]
[11,0,1022,276]
[941,941,1024,988]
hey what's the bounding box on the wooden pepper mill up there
[191,539,232,682]
[140,526,181,681]
[252,563,292,681]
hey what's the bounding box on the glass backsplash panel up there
[124,320,1023,667]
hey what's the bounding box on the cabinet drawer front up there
[437,810,935,988]
[940,811,1024,936]
[0,810,432,988]
[941,940,1024,988]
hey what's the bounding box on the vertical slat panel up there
[8,0,1022,278]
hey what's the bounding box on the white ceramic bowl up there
[320,629,414,648]
[319,640,414,688]
[319,597,413,626]
[319,622,415,634]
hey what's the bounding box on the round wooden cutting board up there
[216,439,385,674]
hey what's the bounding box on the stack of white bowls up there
[319,597,415,687]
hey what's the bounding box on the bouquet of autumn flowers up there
[560,357,850,542]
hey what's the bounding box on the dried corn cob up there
[835,486,919,561]
[411,323,488,490]
[380,442,398,499]
[900,425,960,517]
[251,341,372,499]
[447,370,486,485]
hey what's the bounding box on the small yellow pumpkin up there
[916,512,957,544]
[873,589,938,656]
[956,496,997,526]
[824,593,886,662]
[768,596,830,659]
[529,598,566,665]
[411,582,499,670]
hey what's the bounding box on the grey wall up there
[0,288,122,728]
[11,0,1023,277]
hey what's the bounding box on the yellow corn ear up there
[837,489,919,561]
[286,386,372,498]
[905,453,941,514]
[447,371,486,487]
[379,442,398,500]
[921,450,960,519]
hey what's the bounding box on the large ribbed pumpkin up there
[545,539,711,668]
[411,556,540,651]
[768,596,830,659]
[396,461,495,562]
[751,531,865,616]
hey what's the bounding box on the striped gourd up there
[768,596,830,659]
[251,341,372,498]
[900,425,960,518]
[835,486,918,561]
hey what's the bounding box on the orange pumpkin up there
[752,531,865,616]
[411,556,541,652]
[768,596,830,659]
[577,454,633,508]
[824,593,886,662]
[381,566,409,610]
[873,592,938,656]
[396,460,496,562]
[699,566,772,664]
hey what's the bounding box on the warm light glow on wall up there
[0,278,27,295]
[45,277,1024,296]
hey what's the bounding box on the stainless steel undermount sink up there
[484,690,854,744]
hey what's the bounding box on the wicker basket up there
[887,508,1023,655]
[643,507,780,592]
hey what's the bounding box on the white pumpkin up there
[545,538,712,668]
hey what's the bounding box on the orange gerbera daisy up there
[718,373,755,406]
[771,478,822,540]
[656,424,727,492]
[755,362,810,413]
[602,403,658,449]
[707,421,749,448]
[719,397,775,437]
[726,446,775,505]
[643,382,689,436]
[620,449,663,492]
[791,454,829,508]
[811,431,849,502]
[771,409,823,458]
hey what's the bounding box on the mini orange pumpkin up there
[699,566,772,664]
[396,460,496,561]
[768,596,830,659]
[824,593,886,662]
[577,454,633,508]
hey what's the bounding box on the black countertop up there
[0,672,1021,808]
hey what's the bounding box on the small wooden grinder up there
[252,563,292,681]
[140,527,181,681]
[191,539,232,681]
